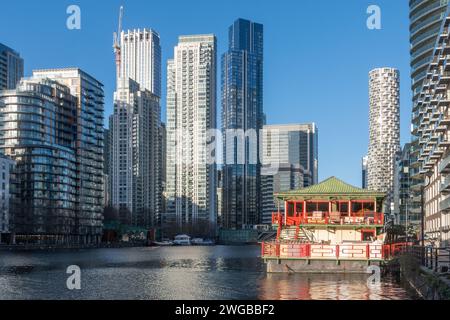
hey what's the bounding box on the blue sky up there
[0,0,411,186]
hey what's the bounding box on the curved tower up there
[410,0,449,100]
[367,68,401,213]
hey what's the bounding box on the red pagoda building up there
[261,177,388,273]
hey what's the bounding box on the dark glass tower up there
[222,19,264,229]
[0,43,24,90]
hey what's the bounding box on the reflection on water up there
[260,274,410,300]
[0,246,413,300]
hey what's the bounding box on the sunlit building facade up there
[165,35,217,236]
[119,29,162,97]
[367,68,401,214]
[261,124,318,225]
[409,0,450,237]
[110,78,162,228]
[32,69,105,243]
[411,14,450,246]
[0,78,81,244]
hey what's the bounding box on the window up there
[306,202,329,213]
[295,202,303,215]
[352,202,363,215]
[338,202,348,214]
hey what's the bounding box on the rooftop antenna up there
[113,6,124,82]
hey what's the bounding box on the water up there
[0,246,413,300]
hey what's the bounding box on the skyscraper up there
[409,0,449,231]
[410,13,450,247]
[119,29,162,97]
[0,70,104,244]
[410,0,449,101]
[222,18,264,230]
[165,35,217,236]
[159,122,166,216]
[103,129,111,208]
[110,78,161,228]
[32,69,105,243]
[393,144,416,227]
[110,26,163,229]
[367,68,401,214]
[0,43,24,90]
[260,123,318,224]
[362,156,368,189]
[0,155,15,244]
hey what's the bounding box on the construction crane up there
[113,6,124,80]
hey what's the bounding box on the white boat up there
[153,240,173,246]
[173,234,191,246]
[191,238,215,246]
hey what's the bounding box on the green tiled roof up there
[275,177,385,200]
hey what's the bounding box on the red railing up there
[272,212,384,226]
[261,241,386,261]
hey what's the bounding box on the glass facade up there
[0,68,105,245]
[410,0,450,229]
[32,69,105,243]
[0,43,24,90]
[0,79,79,242]
[410,0,449,99]
[261,124,318,224]
[222,19,264,229]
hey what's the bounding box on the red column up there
[349,201,352,223]
[303,201,307,223]
[284,201,288,225]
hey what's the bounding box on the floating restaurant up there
[261,177,389,273]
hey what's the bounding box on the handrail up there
[261,241,386,261]
[272,212,384,226]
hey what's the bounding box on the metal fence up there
[391,245,450,273]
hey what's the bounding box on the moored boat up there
[191,238,215,246]
[173,234,191,246]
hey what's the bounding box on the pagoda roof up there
[275,177,386,201]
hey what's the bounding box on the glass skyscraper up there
[0,68,105,245]
[222,18,264,230]
[260,123,319,225]
[0,73,105,244]
[0,43,23,90]
[32,69,105,243]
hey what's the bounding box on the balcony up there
[441,113,450,125]
[440,72,450,84]
[440,196,450,212]
[439,153,450,174]
[439,98,450,107]
[441,176,450,195]
[272,212,384,227]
